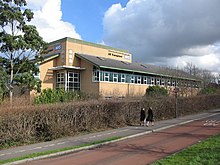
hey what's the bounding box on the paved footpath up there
[1,109,220,165]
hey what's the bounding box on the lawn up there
[153,133,220,165]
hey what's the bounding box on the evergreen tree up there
[0,0,47,103]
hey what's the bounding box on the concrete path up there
[1,109,220,164]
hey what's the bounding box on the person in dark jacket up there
[146,107,154,126]
[140,108,146,126]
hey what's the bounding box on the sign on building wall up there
[54,44,62,50]
[124,55,130,60]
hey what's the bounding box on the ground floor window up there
[67,72,80,91]
[56,71,80,91]
[92,69,201,88]
[151,78,155,85]
[56,72,65,88]
[93,70,99,82]
[143,76,147,84]
[130,76,135,83]
[121,74,126,83]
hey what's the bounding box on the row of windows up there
[56,72,80,91]
[93,70,201,88]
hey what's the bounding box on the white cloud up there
[103,0,220,73]
[27,0,81,42]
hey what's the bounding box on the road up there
[20,113,220,165]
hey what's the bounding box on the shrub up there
[199,87,217,95]
[0,94,220,149]
[145,85,168,97]
[34,89,99,104]
[34,89,83,104]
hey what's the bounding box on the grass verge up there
[153,133,220,165]
[0,136,122,165]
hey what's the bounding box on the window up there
[100,71,104,81]
[92,69,190,88]
[137,76,141,84]
[167,79,171,86]
[176,81,179,87]
[113,73,118,82]
[104,72,109,81]
[156,78,160,85]
[126,75,130,83]
[34,64,40,79]
[56,72,80,91]
[93,70,99,82]
[109,72,113,82]
[188,81,191,87]
[67,72,80,91]
[151,77,155,85]
[143,76,147,84]
[130,76,135,83]
[147,77,151,84]
[73,73,80,90]
[172,80,176,86]
[56,72,65,89]
[121,74,126,83]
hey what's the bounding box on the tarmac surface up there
[1,109,220,165]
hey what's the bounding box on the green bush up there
[145,85,168,97]
[34,89,81,104]
[199,87,217,95]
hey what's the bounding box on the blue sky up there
[61,0,129,43]
[28,0,220,74]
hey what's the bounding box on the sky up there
[26,0,220,74]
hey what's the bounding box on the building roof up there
[76,53,200,81]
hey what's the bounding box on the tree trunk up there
[10,89,13,105]
[10,58,14,105]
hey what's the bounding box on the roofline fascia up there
[40,54,60,64]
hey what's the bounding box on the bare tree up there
[184,62,199,76]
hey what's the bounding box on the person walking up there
[140,108,146,126]
[146,107,154,126]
